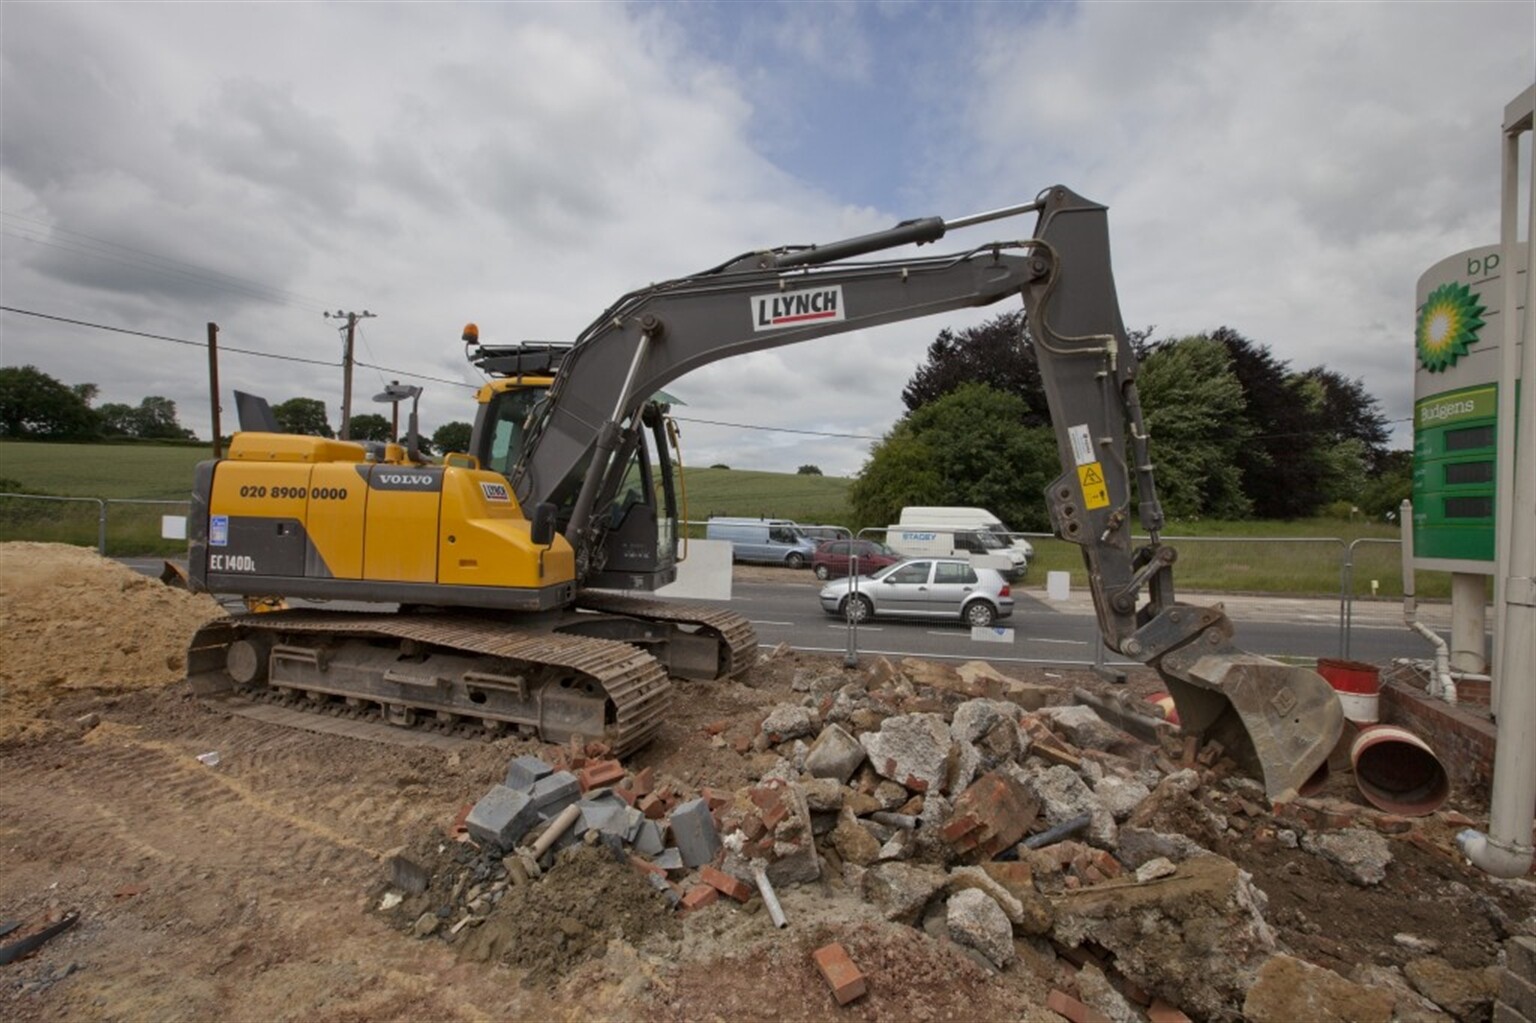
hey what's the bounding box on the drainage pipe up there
[1399,500,1455,703]
[1460,86,1536,880]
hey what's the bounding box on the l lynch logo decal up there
[751,285,845,331]
[480,482,511,503]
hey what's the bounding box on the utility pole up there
[325,309,376,439]
[207,322,222,458]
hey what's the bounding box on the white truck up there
[898,506,1035,562]
[885,520,1028,581]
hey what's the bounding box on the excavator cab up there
[466,338,682,592]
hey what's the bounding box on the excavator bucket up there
[1159,652,1344,802]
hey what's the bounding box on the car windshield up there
[973,531,1005,549]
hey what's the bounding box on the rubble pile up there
[375,654,1520,1021]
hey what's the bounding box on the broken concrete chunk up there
[1050,854,1276,1022]
[1091,775,1153,823]
[761,704,818,744]
[798,777,844,813]
[946,866,1024,925]
[1402,955,1499,1021]
[465,785,540,850]
[862,861,947,924]
[650,847,684,872]
[805,724,867,783]
[859,713,953,794]
[830,808,882,867]
[1024,764,1117,850]
[1301,828,1392,886]
[947,888,1015,968]
[950,699,1013,745]
[1134,857,1178,883]
[1243,953,1394,1023]
[634,819,665,857]
[503,755,554,792]
[670,798,722,868]
[1077,962,1141,1023]
[1040,705,1128,751]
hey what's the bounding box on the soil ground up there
[0,543,1529,1020]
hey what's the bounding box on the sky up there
[2,1,1532,479]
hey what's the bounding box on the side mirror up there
[530,502,557,548]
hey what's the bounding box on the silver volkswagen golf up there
[818,557,1014,627]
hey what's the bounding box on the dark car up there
[812,539,903,580]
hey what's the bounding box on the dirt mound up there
[0,542,223,729]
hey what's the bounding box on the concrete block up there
[621,806,645,844]
[805,724,867,783]
[671,797,722,868]
[531,770,581,814]
[504,755,553,792]
[465,785,540,849]
[812,943,868,1005]
[577,792,626,834]
[634,819,665,857]
[651,847,684,872]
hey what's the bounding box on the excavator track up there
[187,610,672,757]
[573,591,758,679]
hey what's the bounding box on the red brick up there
[701,787,732,811]
[579,759,625,792]
[613,786,637,807]
[639,794,666,820]
[730,734,752,754]
[1147,998,1193,1023]
[700,865,753,902]
[941,814,981,843]
[450,803,473,838]
[632,766,655,797]
[748,784,785,812]
[1090,850,1123,879]
[762,801,789,831]
[738,813,766,841]
[704,719,731,735]
[1047,988,1110,1023]
[584,740,612,758]
[680,885,718,912]
[812,943,867,1006]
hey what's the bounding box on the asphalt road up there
[127,557,1464,670]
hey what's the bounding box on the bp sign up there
[1413,246,1525,571]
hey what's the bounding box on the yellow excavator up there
[185,186,1342,797]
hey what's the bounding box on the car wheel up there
[813,564,831,580]
[786,552,806,569]
[963,601,996,628]
[842,594,873,624]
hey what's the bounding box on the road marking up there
[749,620,795,626]
[783,645,1140,668]
[825,624,883,632]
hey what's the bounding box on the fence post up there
[96,499,107,555]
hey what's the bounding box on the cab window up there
[769,526,797,543]
[485,386,548,478]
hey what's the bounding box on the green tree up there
[272,397,333,437]
[0,365,99,439]
[796,464,823,476]
[349,413,393,442]
[96,402,137,436]
[1358,449,1412,520]
[851,383,1058,531]
[431,421,472,455]
[902,311,1050,426]
[1136,337,1253,520]
[129,396,193,440]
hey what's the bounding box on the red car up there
[812,539,903,580]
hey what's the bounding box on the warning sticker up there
[1068,424,1095,466]
[1077,462,1110,510]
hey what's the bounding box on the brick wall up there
[1378,680,1497,797]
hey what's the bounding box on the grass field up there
[0,440,1457,597]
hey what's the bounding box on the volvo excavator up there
[184,185,1343,799]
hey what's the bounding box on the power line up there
[0,211,331,312]
[1,305,338,367]
[354,360,477,390]
[673,415,879,440]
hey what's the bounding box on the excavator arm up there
[493,185,1341,799]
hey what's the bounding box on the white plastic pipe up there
[1400,500,1456,703]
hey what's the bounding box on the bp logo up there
[1416,282,1486,372]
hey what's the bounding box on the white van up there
[885,525,1028,581]
[898,506,1035,562]
[705,517,820,568]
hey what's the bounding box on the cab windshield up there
[483,386,548,478]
